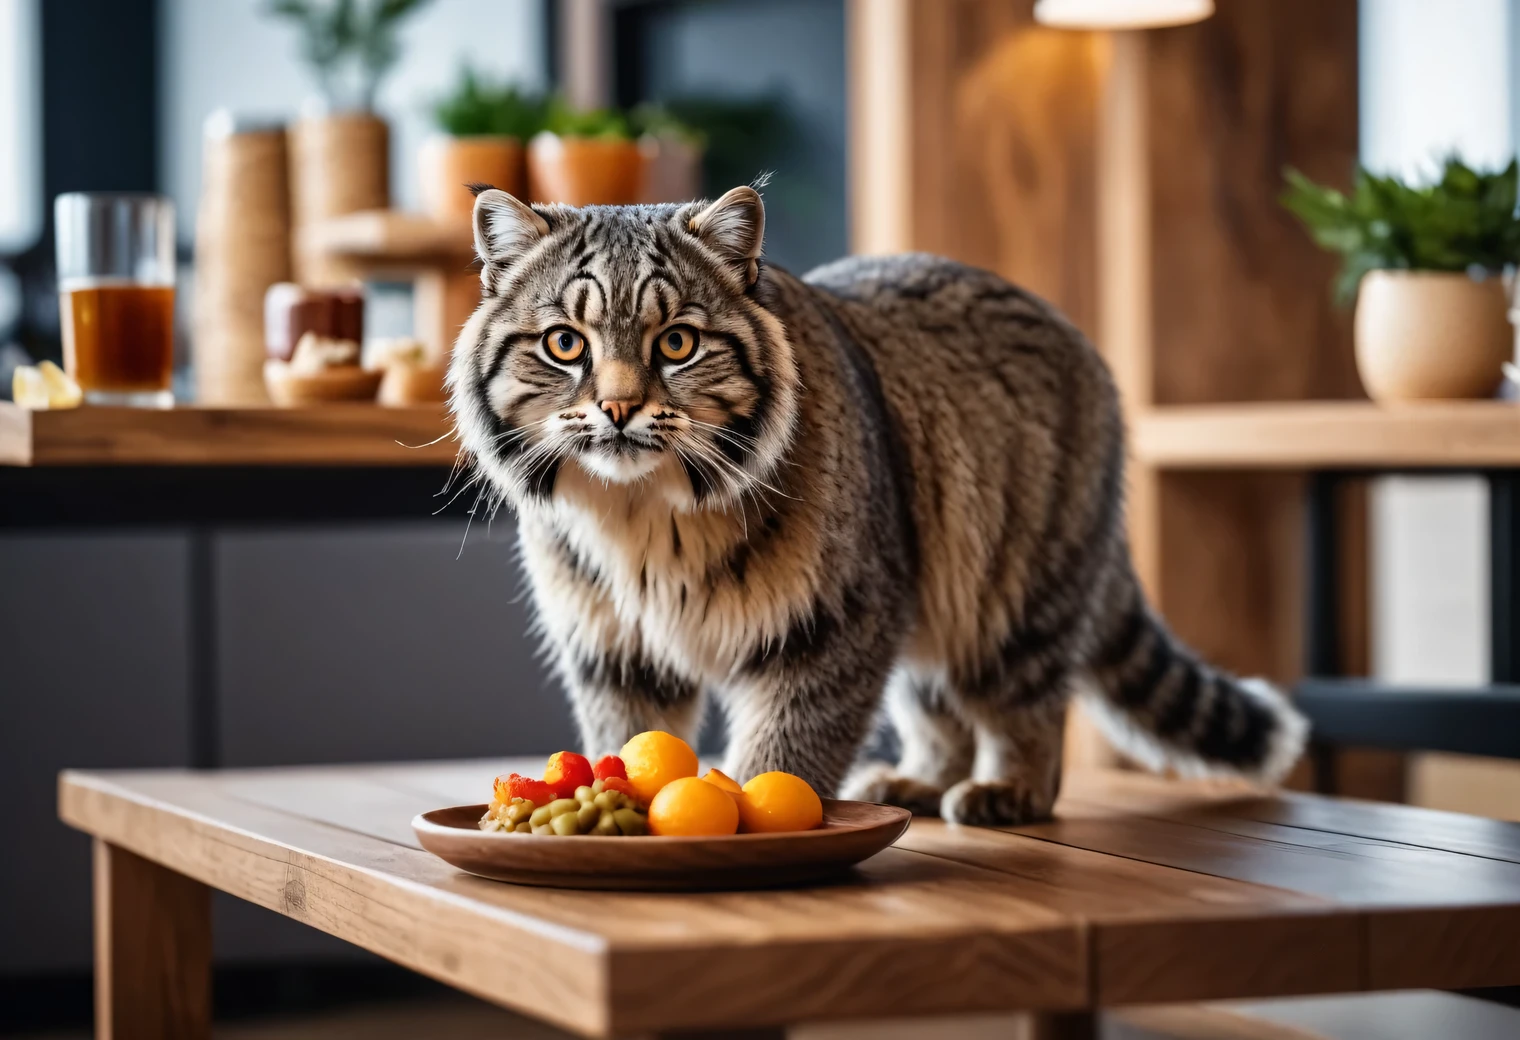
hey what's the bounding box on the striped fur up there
[447,187,1307,824]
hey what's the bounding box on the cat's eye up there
[544,327,585,363]
[657,325,699,363]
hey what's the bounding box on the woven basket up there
[288,112,390,285]
[192,117,291,404]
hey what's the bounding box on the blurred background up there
[5,0,1520,1036]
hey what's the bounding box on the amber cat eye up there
[657,325,699,363]
[544,327,586,362]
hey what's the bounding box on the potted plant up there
[266,0,431,283]
[1283,157,1520,401]
[629,103,705,203]
[527,99,644,206]
[422,67,545,219]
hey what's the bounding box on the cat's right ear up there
[472,188,550,271]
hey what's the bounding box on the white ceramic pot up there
[1354,269,1512,401]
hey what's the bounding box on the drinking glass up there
[54,193,176,407]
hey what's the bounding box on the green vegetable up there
[1282,156,1520,303]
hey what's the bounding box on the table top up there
[58,763,1520,1037]
[1130,400,1520,469]
[0,402,457,467]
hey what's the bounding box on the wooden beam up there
[94,840,211,1040]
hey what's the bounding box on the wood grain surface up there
[93,839,211,1040]
[1132,401,1520,468]
[0,402,457,467]
[56,764,1520,1037]
[413,800,911,890]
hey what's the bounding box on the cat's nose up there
[599,398,643,430]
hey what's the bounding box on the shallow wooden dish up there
[377,363,446,406]
[264,361,383,406]
[413,799,911,890]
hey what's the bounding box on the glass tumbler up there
[54,193,176,407]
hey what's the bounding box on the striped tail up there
[1081,590,1308,784]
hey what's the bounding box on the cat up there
[447,183,1307,825]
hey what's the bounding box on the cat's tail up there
[1078,587,1307,784]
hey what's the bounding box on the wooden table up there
[58,763,1520,1039]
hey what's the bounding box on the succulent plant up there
[265,0,432,112]
[1283,156,1520,302]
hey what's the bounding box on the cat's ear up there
[690,185,765,285]
[472,187,550,268]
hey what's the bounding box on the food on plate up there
[479,776,646,836]
[476,734,825,837]
[543,751,594,799]
[738,772,824,834]
[493,772,554,807]
[619,730,699,804]
[592,754,627,781]
[702,767,743,798]
[647,776,740,837]
[12,361,82,410]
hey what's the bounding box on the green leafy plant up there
[432,66,547,138]
[265,0,432,111]
[1282,156,1520,302]
[543,97,631,141]
[627,103,705,148]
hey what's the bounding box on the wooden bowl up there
[413,799,911,890]
[378,363,447,406]
[264,360,383,406]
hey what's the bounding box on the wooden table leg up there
[94,839,211,1040]
[1028,1011,1098,1040]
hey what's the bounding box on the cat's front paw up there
[941,778,1055,826]
[840,762,945,816]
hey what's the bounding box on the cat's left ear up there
[472,186,550,270]
[690,186,765,285]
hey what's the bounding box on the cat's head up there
[447,185,799,512]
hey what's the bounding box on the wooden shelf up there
[0,402,457,467]
[1131,400,1520,469]
[301,209,474,269]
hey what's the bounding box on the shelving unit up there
[1132,401,1520,469]
[0,402,456,467]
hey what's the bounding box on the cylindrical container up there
[526,132,644,206]
[419,134,525,217]
[263,283,364,362]
[288,112,389,285]
[1354,270,1512,401]
[193,113,290,405]
[54,192,176,407]
[637,134,703,204]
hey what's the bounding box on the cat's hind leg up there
[840,668,972,815]
[941,679,1070,827]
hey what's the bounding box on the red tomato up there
[543,751,594,799]
[592,754,628,781]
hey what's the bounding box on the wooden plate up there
[264,361,383,406]
[412,799,911,890]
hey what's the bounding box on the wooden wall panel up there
[1142,0,1363,686]
[850,0,1104,336]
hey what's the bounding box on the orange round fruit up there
[647,776,740,837]
[739,772,824,833]
[618,731,699,804]
[703,767,742,797]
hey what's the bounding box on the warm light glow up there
[1034,0,1213,30]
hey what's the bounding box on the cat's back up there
[798,253,1124,670]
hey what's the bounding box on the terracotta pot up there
[419,134,525,218]
[288,112,390,285]
[1353,269,1512,401]
[637,134,703,203]
[526,132,645,206]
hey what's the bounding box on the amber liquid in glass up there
[60,282,175,394]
